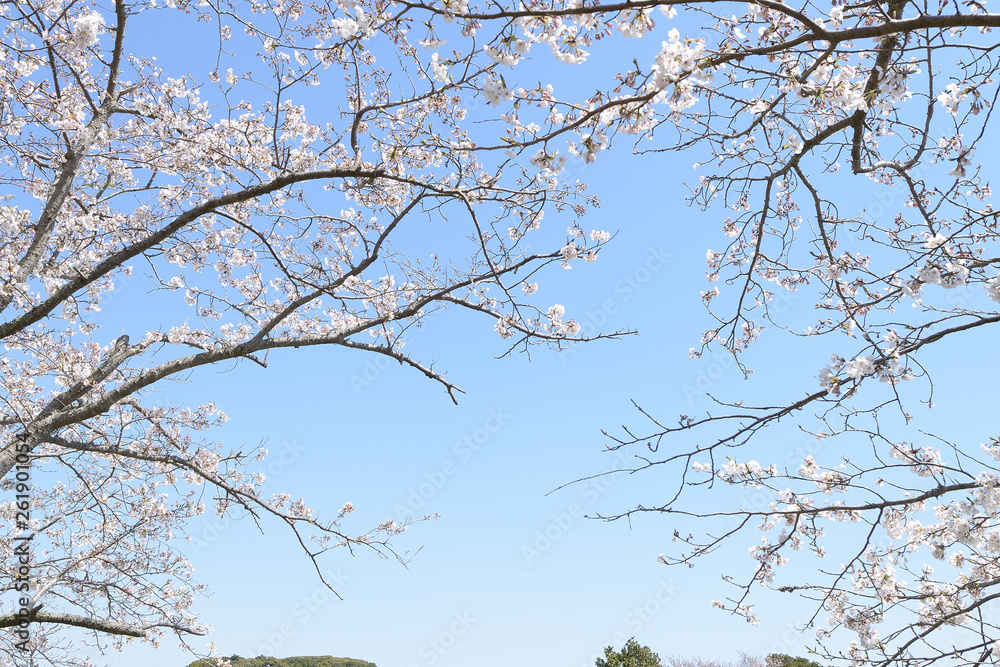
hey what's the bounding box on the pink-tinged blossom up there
[924,232,949,249]
[938,82,969,115]
[440,0,468,19]
[530,148,567,177]
[829,5,844,27]
[818,363,840,394]
[987,275,1000,303]
[430,53,450,82]
[844,356,875,379]
[890,442,944,477]
[70,10,103,51]
[483,76,514,106]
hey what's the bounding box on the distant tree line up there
[184,643,823,667]
[187,656,376,667]
[597,640,827,667]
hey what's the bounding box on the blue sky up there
[93,124,796,667]
[74,5,1000,667]
[101,172,999,667]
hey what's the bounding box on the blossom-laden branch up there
[347,0,1000,664]
[0,0,630,662]
[0,610,196,639]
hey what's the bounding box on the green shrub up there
[596,638,664,667]
[766,654,827,667]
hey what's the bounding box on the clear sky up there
[92,137,999,667]
[76,6,1000,667]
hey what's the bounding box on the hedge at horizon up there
[186,656,376,667]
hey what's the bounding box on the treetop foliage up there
[596,638,664,667]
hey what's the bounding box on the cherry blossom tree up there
[0,0,631,662]
[568,1,1000,667]
[2,0,999,662]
